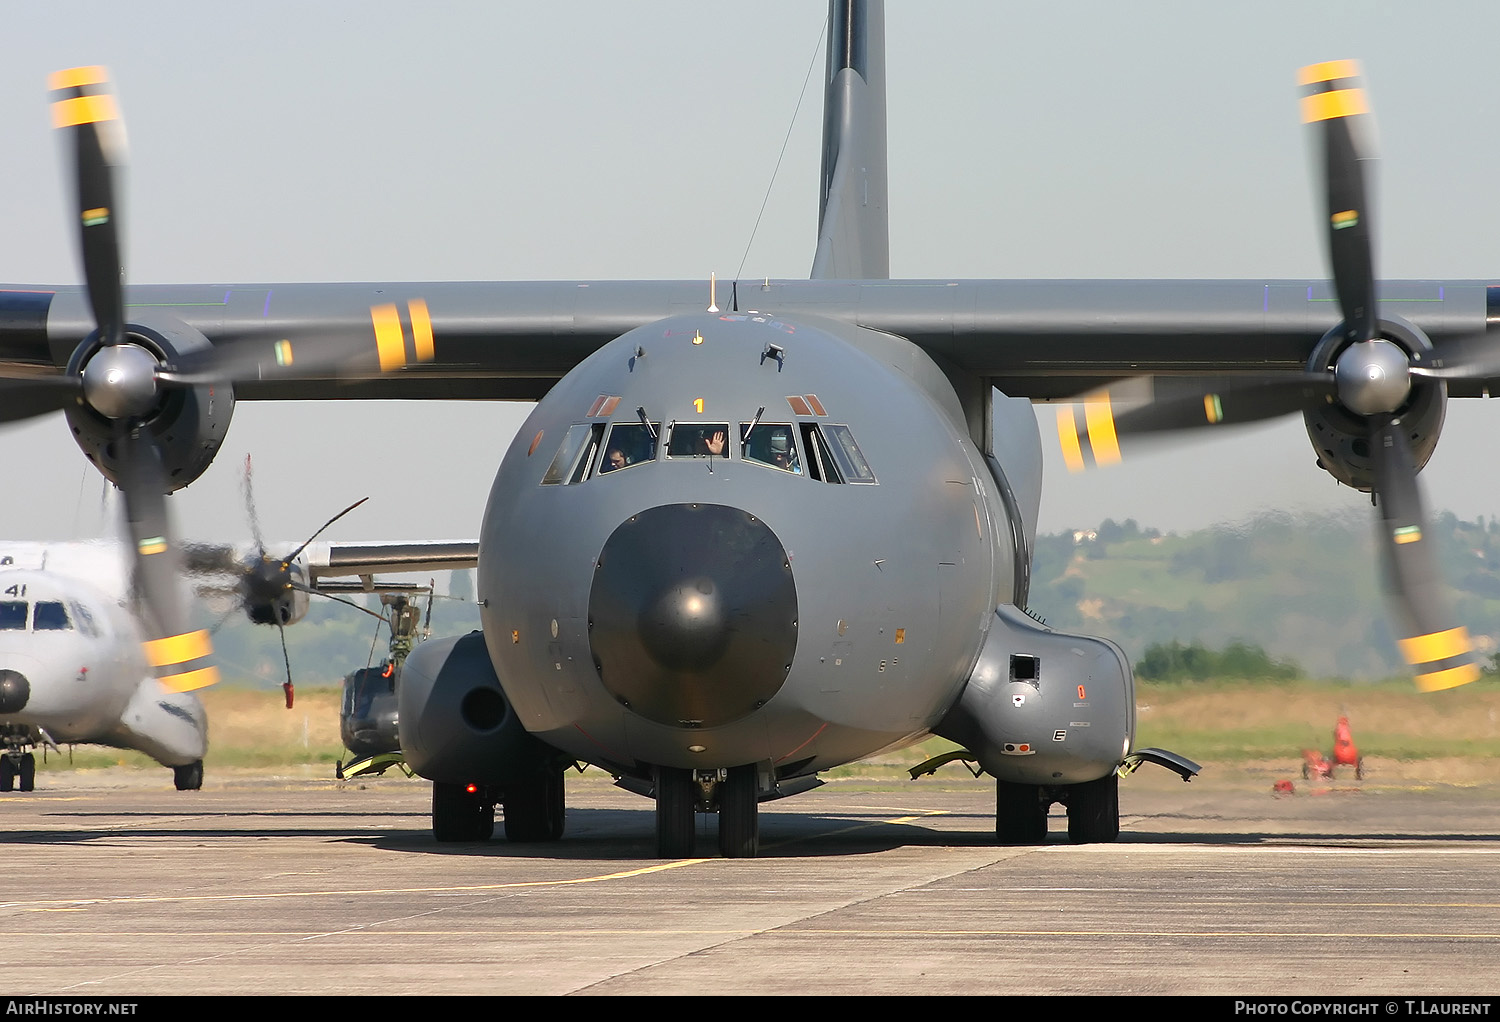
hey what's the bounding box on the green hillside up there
[1028,512,1500,679]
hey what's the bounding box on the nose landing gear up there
[653,763,762,859]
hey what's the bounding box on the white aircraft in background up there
[0,537,476,792]
[0,542,208,791]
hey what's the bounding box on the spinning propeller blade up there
[1054,61,1484,689]
[31,68,438,688]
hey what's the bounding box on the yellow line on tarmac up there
[6,859,710,911]
[763,808,949,851]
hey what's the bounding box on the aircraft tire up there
[0,756,14,793]
[503,768,565,843]
[543,768,566,840]
[655,766,696,858]
[432,781,491,842]
[18,753,35,793]
[716,764,759,858]
[1065,772,1119,844]
[173,760,203,791]
[995,779,1048,845]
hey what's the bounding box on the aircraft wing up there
[182,540,478,595]
[301,541,480,592]
[3,278,1494,402]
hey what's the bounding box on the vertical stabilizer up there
[811,0,888,280]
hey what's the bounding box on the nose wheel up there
[716,764,760,858]
[0,752,35,793]
[654,767,698,858]
[173,760,203,791]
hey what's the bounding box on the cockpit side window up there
[542,423,605,485]
[0,601,26,630]
[741,424,802,475]
[33,601,70,631]
[69,600,100,638]
[823,424,877,483]
[666,423,730,459]
[599,423,659,474]
[799,423,844,483]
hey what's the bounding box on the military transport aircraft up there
[1,1,1495,856]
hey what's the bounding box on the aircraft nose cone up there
[0,670,30,714]
[640,576,728,671]
[589,503,797,729]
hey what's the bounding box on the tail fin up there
[811,0,888,280]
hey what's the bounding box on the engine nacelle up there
[935,606,1134,785]
[1303,316,1446,492]
[398,630,566,785]
[243,556,310,626]
[64,313,235,493]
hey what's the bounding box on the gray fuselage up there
[478,312,1013,778]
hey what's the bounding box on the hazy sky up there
[4,1,1500,548]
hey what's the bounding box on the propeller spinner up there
[1055,61,1483,691]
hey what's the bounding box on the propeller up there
[186,455,372,708]
[1056,60,1482,691]
[40,67,212,691]
[28,68,433,690]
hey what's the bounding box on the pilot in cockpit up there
[768,430,801,474]
[695,430,727,457]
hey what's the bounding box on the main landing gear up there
[994,772,1119,845]
[432,781,495,842]
[431,767,567,844]
[654,764,761,859]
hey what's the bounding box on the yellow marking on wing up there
[1297,60,1362,86]
[370,303,406,371]
[159,665,220,693]
[51,93,119,128]
[143,629,214,668]
[1083,395,1121,466]
[407,299,434,362]
[1301,88,1368,123]
[1398,626,1472,667]
[1416,662,1481,693]
[1204,394,1224,424]
[1056,406,1085,473]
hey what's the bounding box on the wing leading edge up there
[2,278,1495,402]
